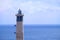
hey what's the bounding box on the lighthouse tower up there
[16,9,24,40]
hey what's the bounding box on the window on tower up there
[17,16,23,21]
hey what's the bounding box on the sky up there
[0,0,60,25]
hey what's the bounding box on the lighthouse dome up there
[18,9,22,14]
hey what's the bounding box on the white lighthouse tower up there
[16,9,24,40]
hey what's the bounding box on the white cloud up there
[0,0,12,12]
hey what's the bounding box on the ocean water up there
[0,25,60,40]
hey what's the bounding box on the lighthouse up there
[16,9,24,40]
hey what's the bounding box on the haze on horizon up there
[0,0,60,25]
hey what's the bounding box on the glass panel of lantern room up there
[20,16,23,21]
[17,16,23,22]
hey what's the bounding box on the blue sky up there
[0,0,60,24]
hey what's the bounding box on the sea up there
[0,25,60,40]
